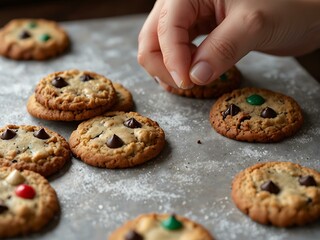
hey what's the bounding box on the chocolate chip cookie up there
[69,111,165,168]
[109,213,214,240]
[164,66,241,98]
[0,19,69,60]
[210,87,303,142]
[232,161,320,227]
[35,69,116,111]
[27,81,133,121]
[0,125,71,176]
[0,167,59,237]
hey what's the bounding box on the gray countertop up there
[1,14,320,240]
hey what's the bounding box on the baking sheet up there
[0,15,320,240]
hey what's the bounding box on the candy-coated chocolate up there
[246,94,265,106]
[15,184,36,199]
[161,215,183,230]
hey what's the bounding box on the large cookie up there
[35,69,116,111]
[164,66,241,99]
[210,87,303,142]
[0,167,59,237]
[69,112,165,168]
[0,19,69,60]
[232,161,320,227]
[109,213,214,240]
[0,125,71,176]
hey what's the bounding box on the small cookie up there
[0,19,69,60]
[0,167,59,237]
[232,161,320,227]
[35,69,116,111]
[0,125,71,176]
[27,83,133,121]
[109,213,214,240]
[210,87,303,142]
[69,111,165,168]
[165,66,241,98]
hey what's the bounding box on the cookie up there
[27,94,114,122]
[164,66,241,98]
[69,111,165,168]
[35,69,116,111]
[0,19,69,60]
[27,82,133,121]
[210,87,303,142]
[111,83,134,112]
[0,167,59,237]
[109,213,214,240]
[0,125,71,176]
[232,161,320,227]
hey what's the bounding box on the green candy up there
[39,34,51,42]
[220,73,228,81]
[28,22,37,29]
[161,215,183,231]
[246,94,265,105]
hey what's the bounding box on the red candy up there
[15,184,36,199]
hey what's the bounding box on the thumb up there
[190,10,265,85]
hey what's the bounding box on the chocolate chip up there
[106,134,124,148]
[80,74,94,82]
[19,30,31,39]
[223,104,240,119]
[197,140,202,144]
[260,180,280,194]
[261,107,277,118]
[125,230,143,240]
[11,160,18,163]
[299,175,317,187]
[0,204,8,214]
[52,77,68,88]
[124,118,142,129]
[33,128,50,139]
[1,129,16,140]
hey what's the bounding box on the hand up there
[137,0,320,89]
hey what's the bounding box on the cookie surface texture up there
[232,161,320,227]
[166,66,241,99]
[69,111,165,168]
[0,167,59,237]
[210,87,303,142]
[109,213,214,240]
[35,69,116,111]
[0,18,69,60]
[0,125,70,176]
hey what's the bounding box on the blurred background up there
[0,0,156,25]
[0,0,318,81]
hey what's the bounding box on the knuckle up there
[208,38,237,62]
[137,51,147,67]
[243,10,266,35]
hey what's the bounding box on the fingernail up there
[170,71,193,89]
[190,61,213,84]
[154,76,160,84]
[170,71,183,88]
